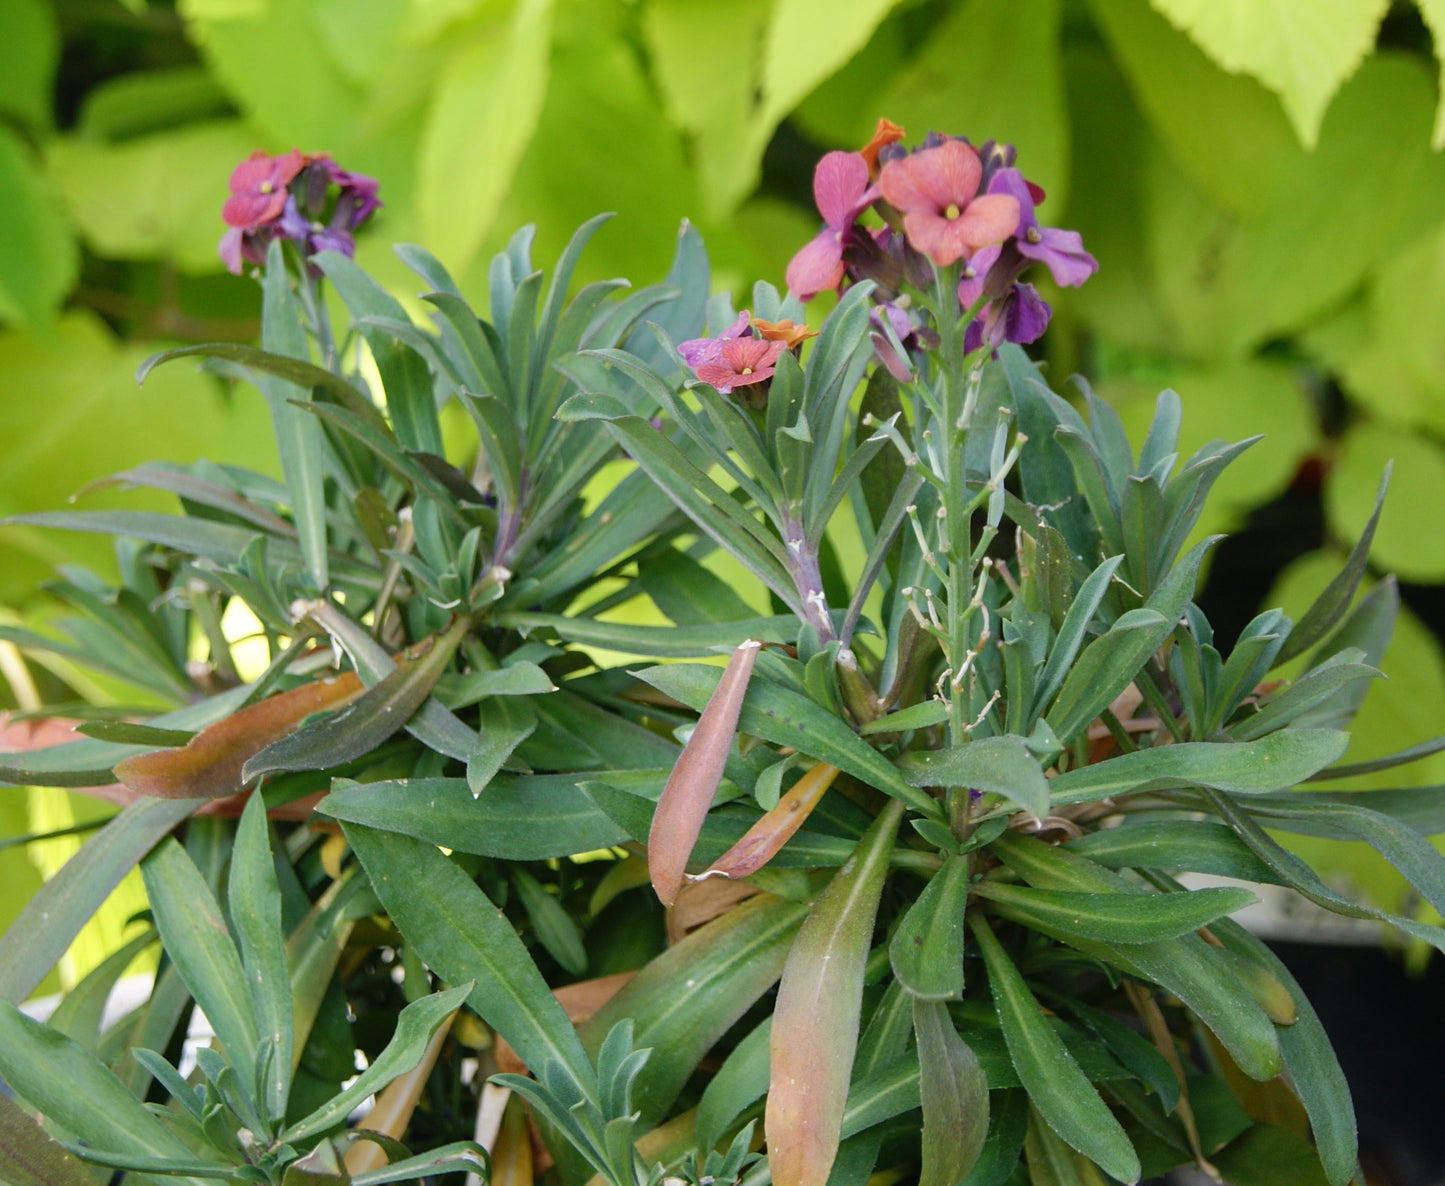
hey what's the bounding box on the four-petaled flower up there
[785,151,879,301]
[878,139,1020,267]
[695,337,786,396]
[678,310,751,369]
[985,168,1097,288]
[753,318,818,348]
[222,149,305,230]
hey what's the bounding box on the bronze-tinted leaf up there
[114,673,365,799]
[701,762,840,882]
[648,639,762,906]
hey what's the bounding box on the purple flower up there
[218,150,382,275]
[986,168,1097,288]
[786,151,880,301]
[678,310,751,369]
[964,281,1052,354]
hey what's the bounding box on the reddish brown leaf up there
[648,639,762,906]
[113,673,365,799]
[700,762,839,883]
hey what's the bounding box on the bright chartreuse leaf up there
[0,128,76,329]
[1420,0,1445,148]
[1133,53,1444,360]
[1147,0,1388,148]
[1326,423,1445,583]
[1304,220,1445,438]
[416,0,554,277]
[874,0,1069,206]
[178,0,364,151]
[46,122,259,273]
[643,0,772,220]
[0,0,57,134]
[0,313,274,603]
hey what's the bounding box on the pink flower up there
[678,310,751,369]
[222,150,305,230]
[785,151,880,301]
[878,140,1020,267]
[695,338,785,395]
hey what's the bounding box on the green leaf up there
[243,616,468,781]
[314,252,443,456]
[0,1003,214,1186]
[0,0,56,133]
[695,1017,771,1154]
[282,983,472,1145]
[767,800,903,1186]
[259,240,329,592]
[1203,789,1445,950]
[1148,0,1387,148]
[1207,916,1357,1186]
[231,792,293,1124]
[141,836,260,1094]
[1030,554,1124,722]
[859,699,950,736]
[889,853,971,1000]
[466,696,537,796]
[416,0,555,275]
[511,866,587,976]
[581,893,805,1125]
[990,832,1282,1081]
[348,1141,489,1186]
[1048,730,1351,805]
[0,1092,104,1186]
[0,796,200,1005]
[1209,1123,1333,1186]
[319,772,629,859]
[914,998,990,1186]
[637,662,937,814]
[895,736,1050,818]
[1065,820,1282,884]
[498,611,805,657]
[341,823,596,1101]
[973,881,1257,943]
[0,127,76,327]
[970,915,1140,1184]
[46,928,157,1052]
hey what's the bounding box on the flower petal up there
[786,229,846,300]
[813,151,870,229]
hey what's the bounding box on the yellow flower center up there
[944,203,961,220]
[742,367,754,375]
[260,181,274,194]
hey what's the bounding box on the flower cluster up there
[784,120,1096,358]
[219,150,381,275]
[677,311,817,407]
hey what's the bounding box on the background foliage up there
[4,0,1445,978]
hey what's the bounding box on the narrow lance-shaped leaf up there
[970,914,1141,1184]
[890,853,971,1001]
[231,791,293,1124]
[767,798,904,1186]
[914,997,989,1186]
[114,672,366,798]
[141,836,261,1096]
[649,639,761,906]
[701,761,840,882]
[0,796,201,1005]
[971,881,1258,944]
[242,615,471,780]
[0,1094,104,1186]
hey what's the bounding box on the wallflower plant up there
[0,122,1442,1186]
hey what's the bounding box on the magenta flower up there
[694,337,785,396]
[222,150,305,230]
[878,140,1020,267]
[785,151,880,301]
[678,310,751,369]
[986,168,1097,287]
[218,150,382,275]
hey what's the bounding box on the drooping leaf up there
[914,997,990,1186]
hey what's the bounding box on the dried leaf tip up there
[648,639,762,907]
